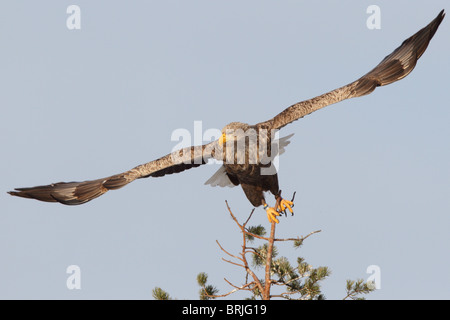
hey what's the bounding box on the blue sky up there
[1,1,449,299]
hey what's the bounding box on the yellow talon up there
[278,198,294,214]
[264,204,280,224]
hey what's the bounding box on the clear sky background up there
[1,1,449,300]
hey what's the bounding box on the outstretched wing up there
[266,10,445,130]
[8,142,217,205]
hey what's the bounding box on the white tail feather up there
[204,166,235,187]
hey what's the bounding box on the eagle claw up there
[265,206,281,224]
[278,198,294,216]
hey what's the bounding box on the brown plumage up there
[8,10,445,210]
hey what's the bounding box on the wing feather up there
[267,10,444,130]
[8,142,217,205]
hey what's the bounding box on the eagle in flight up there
[9,11,445,224]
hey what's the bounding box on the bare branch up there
[274,230,322,242]
[221,258,245,268]
[224,278,255,292]
[216,240,244,262]
[204,279,255,298]
[243,208,256,227]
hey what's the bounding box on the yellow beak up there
[219,133,226,146]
